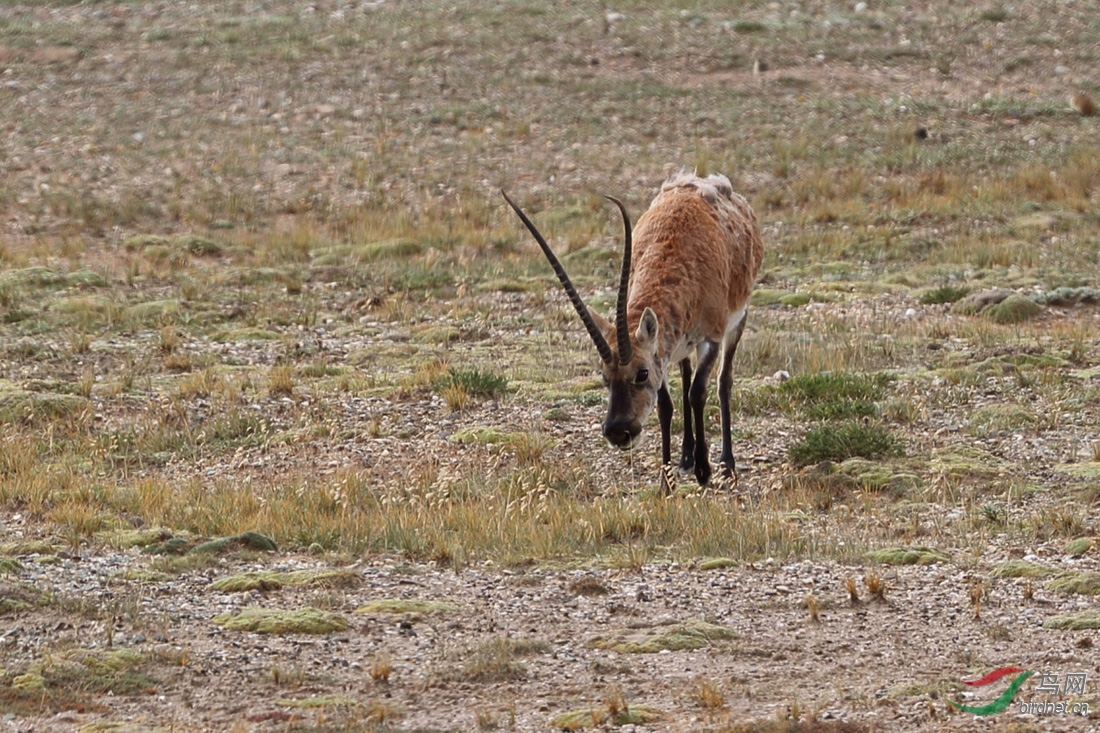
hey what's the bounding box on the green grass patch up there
[929,445,1014,479]
[1046,572,1100,596]
[699,557,738,570]
[96,527,186,549]
[142,531,276,556]
[1043,610,1100,630]
[356,239,423,262]
[1065,537,1095,556]
[778,371,889,421]
[210,568,359,592]
[865,546,950,565]
[991,560,1051,578]
[1,540,58,556]
[986,295,1042,324]
[435,367,509,398]
[212,607,349,634]
[0,647,156,716]
[833,458,921,493]
[779,292,812,307]
[920,285,970,305]
[789,422,903,467]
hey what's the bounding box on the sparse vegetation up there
[590,620,738,653]
[0,0,1098,727]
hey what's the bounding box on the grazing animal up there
[503,173,763,491]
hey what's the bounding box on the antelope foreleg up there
[689,342,720,486]
[718,311,748,481]
[678,358,694,472]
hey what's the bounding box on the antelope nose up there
[602,419,639,449]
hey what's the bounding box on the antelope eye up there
[634,368,649,385]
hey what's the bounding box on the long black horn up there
[604,196,633,365]
[502,190,614,364]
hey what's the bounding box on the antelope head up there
[502,191,662,450]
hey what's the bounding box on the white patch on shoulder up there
[662,171,735,203]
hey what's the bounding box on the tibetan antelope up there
[503,173,763,491]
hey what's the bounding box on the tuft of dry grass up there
[864,571,886,603]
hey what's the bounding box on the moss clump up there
[929,446,1013,479]
[211,568,359,593]
[123,234,171,251]
[834,458,921,493]
[699,558,738,571]
[0,266,66,288]
[986,294,1042,324]
[991,560,1051,578]
[1,540,58,556]
[117,569,172,583]
[1065,537,1095,556]
[750,289,786,306]
[0,557,23,574]
[11,672,45,691]
[543,407,570,421]
[211,327,282,342]
[589,620,737,654]
[1043,611,1100,630]
[967,403,1035,435]
[450,427,521,445]
[142,537,192,555]
[865,547,951,565]
[213,607,349,634]
[1046,573,1100,596]
[191,531,277,554]
[356,238,423,262]
[411,325,461,344]
[0,391,89,424]
[0,582,41,615]
[789,422,902,467]
[97,528,181,549]
[1055,463,1100,480]
[779,292,811,307]
[177,235,221,256]
[355,599,458,615]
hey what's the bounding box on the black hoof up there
[678,454,695,472]
[694,461,712,487]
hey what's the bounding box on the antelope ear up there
[590,309,613,336]
[636,307,658,346]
